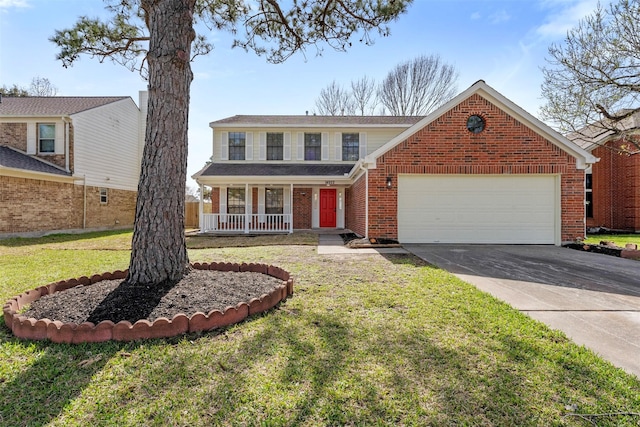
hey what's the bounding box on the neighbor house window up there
[267,133,283,160]
[265,188,283,214]
[227,188,245,214]
[228,132,245,160]
[99,188,108,204]
[342,133,359,161]
[305,133,321,160]
[586,173,593,218]
[38,123,55,153]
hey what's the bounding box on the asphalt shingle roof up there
[0,146,70,176]
[199,163,355,177]
[0,96,129,116]
[210,115,424,127]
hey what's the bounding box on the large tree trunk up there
[127,0,196,285]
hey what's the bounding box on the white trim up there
[220,131,229,161]
[245,132,253,161]
[283,132,291,160]
[259,132,266,160]
[296,132,304,160]
[335,132,342,161]
[321,132,329,161]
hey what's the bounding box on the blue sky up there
[0,0,605,188]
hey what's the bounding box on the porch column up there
[245,183,250,234]
[198,182,204,231]
[290,183,294,234]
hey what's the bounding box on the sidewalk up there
[317,234,408,255]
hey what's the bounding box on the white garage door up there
[397,175,558,244]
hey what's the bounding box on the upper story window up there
[267,133,283,160]
[304,133,321,161]
[227,188,245,214]
[342,133,359,161]
[38,123,55,153]
[228,132,245,160]
[265,188,283,214]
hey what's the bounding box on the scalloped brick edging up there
[3,262,293,343]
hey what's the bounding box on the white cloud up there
[535,0,603,38]
[490,9,511,24]
[0,0,29,9]
[470,11,481,20]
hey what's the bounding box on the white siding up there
[72,98,142,191]
[209,126,409,163]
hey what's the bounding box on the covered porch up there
[193,163,358,235]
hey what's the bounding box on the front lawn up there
[1,231,639,426]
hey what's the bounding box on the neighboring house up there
[0,92,147,236]
[570,112,640,232]
[193,80,597,245]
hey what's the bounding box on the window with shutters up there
[227,188,245,214]
[342,133,359,161]
[267,133,283,160]
[265,188,283,214]
[228,132,245,160]
[304,133,321,160]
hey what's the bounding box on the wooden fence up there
[185,202,212,228]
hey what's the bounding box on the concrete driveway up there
[404,244,640,378]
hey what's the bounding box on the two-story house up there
[0,92,147,236]
[193,81,597,245]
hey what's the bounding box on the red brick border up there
[3,263,293,343]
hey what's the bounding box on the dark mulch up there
[22,270,283,324]
[564,243,622,257]
[339,233,360,244]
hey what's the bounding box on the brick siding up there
[349,93,586,242]
[293,188,312,229]
[345,175,366,236]
[0,123,27,151]
[1,176,136,234]
[589,141,640,231]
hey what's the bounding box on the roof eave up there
[0,166,76,183]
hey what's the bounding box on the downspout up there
[82,174,87,229]
[359,162,369,239]
[63,118,70,172]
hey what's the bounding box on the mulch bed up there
[21,270,283,324]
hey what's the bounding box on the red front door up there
[319,189,337,227]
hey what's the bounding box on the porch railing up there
[201,213,292,233]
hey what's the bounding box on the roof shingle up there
[209,115,424,127]
[0,96,129,117]
[199,163,355,177]
[0,146,71,176]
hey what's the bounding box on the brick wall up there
[362,93,586,242]
[346,175,366,236]
[0,176,136,234]
[293,188,312,229]
[84,185,137,229]
[0,122,73,172]
[589,141,640,231]
[210,188,220,214]
[0,123,27,151]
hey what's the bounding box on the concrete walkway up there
[317,234,408,255]
[404,244,640,378]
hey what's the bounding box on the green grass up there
[585,234,640,248]
[1,231,640,426]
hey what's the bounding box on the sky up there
[0,0,606,189]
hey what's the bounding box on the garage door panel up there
[398,175,557,244]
